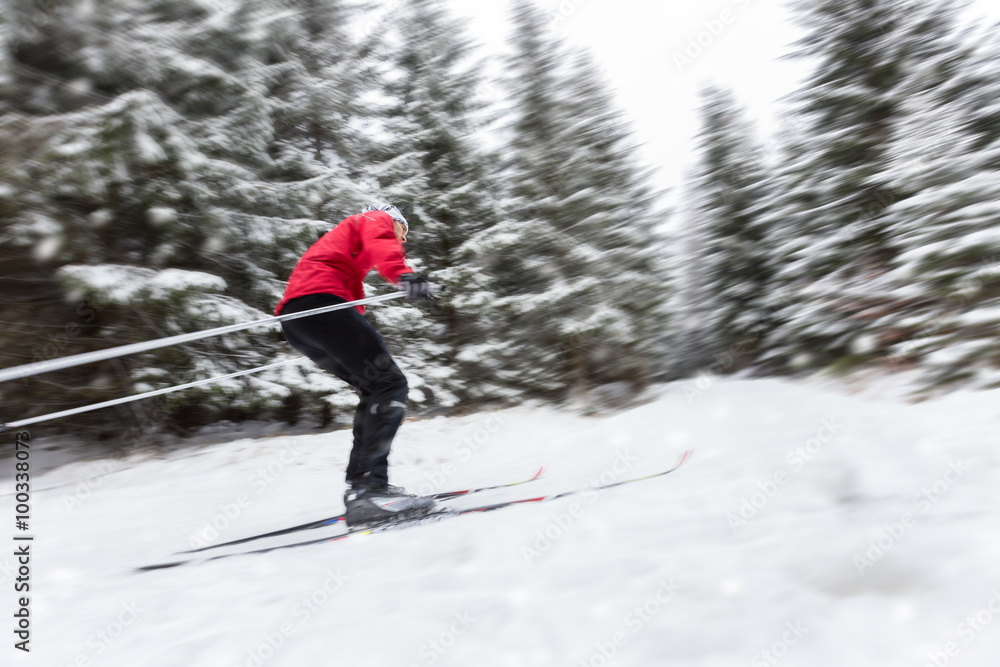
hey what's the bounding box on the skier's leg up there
[279,293,408,486]
[346,359,408,485]
[348,393,370,482]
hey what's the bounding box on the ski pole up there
[0,357,310,430]
[0,292,407,384]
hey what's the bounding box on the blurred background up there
[0,0,998,444]
[3,2,1000,666]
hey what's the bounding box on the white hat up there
[362,203,408,232]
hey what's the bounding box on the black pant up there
[279,293,408,486]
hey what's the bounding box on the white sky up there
[447,0,809,202]
[443,0,1000,203]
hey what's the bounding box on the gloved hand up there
[399,273,437,301]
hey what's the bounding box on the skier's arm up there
[361,211,411,284]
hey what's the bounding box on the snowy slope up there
[5,378,1000,667]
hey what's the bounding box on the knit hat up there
[362,203,408,233]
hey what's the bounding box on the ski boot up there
[343,480,436,527]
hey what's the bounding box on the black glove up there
[399,273,436,301]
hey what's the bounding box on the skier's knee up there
[362,352,396,382]
[391,378,408,406]
[387,367,408,395]
[372,372,407,405]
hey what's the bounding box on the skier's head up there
[362,203,408,244]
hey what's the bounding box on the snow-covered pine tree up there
[0,0,374,439]
[659,188,710,379]
[0,0,11,102]
[451,0,569,401]
[267,0,373,182]
[476,1,667,405]
[552,51,667,399]
[879,20,1000,388]
[682,84,770,372]
[356,0,505,408]
[757,0,963,373]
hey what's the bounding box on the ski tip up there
[531,466,545,480]
[676,449,694,466]
[136,561,186,572]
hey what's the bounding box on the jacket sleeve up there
[360,211,411,284]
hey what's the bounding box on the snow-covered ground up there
[5,376,1000,667]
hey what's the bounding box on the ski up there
[177,466,545,555]
[139,452,691,571]
[452,448,692,515]
[138,513,447,571]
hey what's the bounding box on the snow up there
[925,341,993,366]
[56,265,228,305]
[88,209,113,228]
[135,132,167,163]
[957,305,1000,326]
[32,236,63,262]
[146,207,177,226]
[7,378,1000,665]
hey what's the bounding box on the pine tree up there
[758,0,963,373]
[683,84,770,372]
[0,0,373,438]
[660,191,709,379]
[879,22,1000,388]
[267,0,373,181]
[0,0,12,103]
[349,0,505,407]
[554,51,667,398]
[477,2,667,404]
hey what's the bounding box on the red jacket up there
[275,211,412,315]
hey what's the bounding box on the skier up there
[274,203,438,526]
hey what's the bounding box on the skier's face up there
[394,220,407,245]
